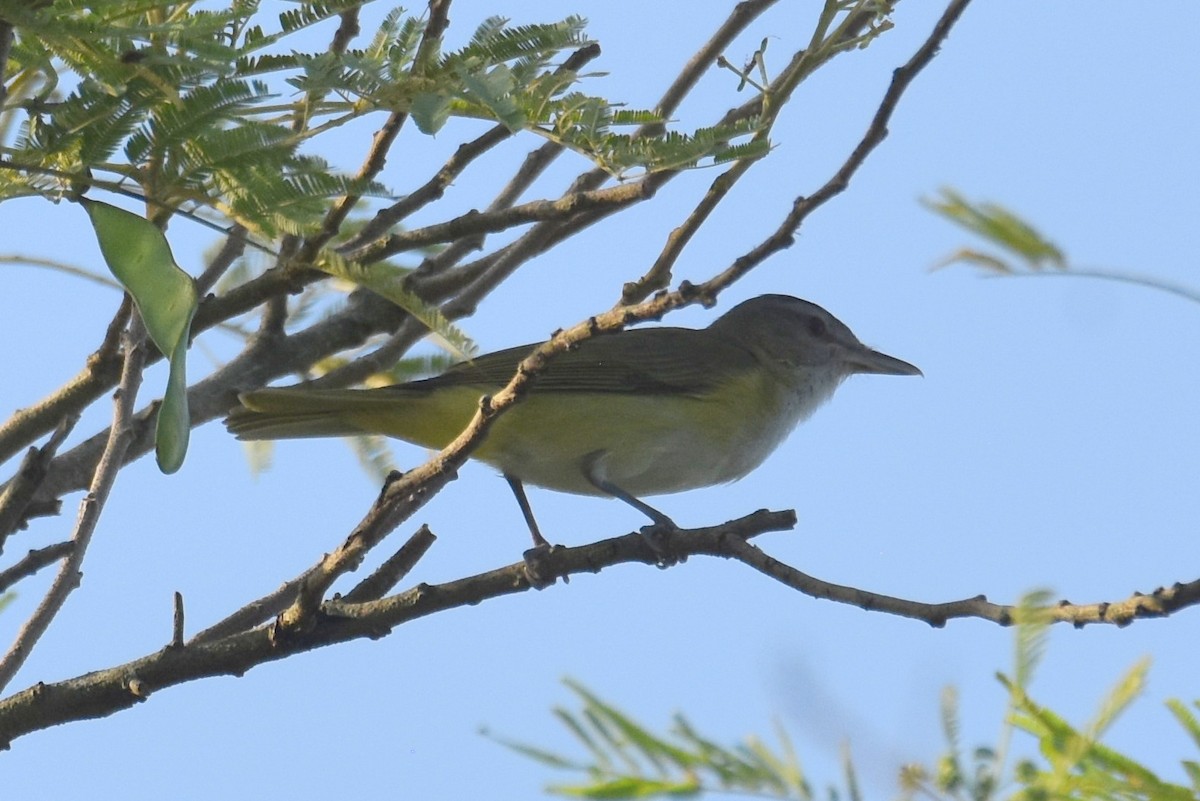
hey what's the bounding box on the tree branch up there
[0,317,149,692]
[621,4,880,304]
[0,542,74,595]
[0,510,793,748]
[719,535,1200,628]
[347,181,654,263]
[3,502,1189,748]
[0,415,77,546]
[692,0,974,300]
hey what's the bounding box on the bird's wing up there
[404,327,758,396]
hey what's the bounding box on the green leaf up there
[314,250,476,361]
[457,63,526,132]
[1167,699,1200,751]
[82,199,197,473]
[1011,589,1054,689]
[923,188,1066,270]
[411,92,454,135]
[1181,760,1200,792]
[547,776,701,798]
[1083,656,1149,742]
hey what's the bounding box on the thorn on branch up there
[171,591,185,648]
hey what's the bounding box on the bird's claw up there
[523,543,567,588]
[639,522,685,568]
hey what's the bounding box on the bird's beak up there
[846,345,923,377]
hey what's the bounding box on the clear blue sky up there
[3,2,1199,797]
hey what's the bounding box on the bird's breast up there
[478,367,837,497]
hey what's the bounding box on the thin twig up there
[356,125,512,242]
[189,575,308,645]
[622,4,880,304]
[346,180,652,263]
[403,138,568,281]
[718,536,1199,628]
[299,0,449,261]
[195,226,247,297]
[0,316,149,692]
[0,415,78,547]
[342,524,437,603]
[646,0,778,134]
[694,0,975,300]
[0,542,74,594]
[189,525,436,642]
[171,592,185,648]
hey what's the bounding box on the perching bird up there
[226,294,920,545]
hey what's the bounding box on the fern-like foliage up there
[498,616,1200,801]
[1,0,378,234]
[489,678,843,800]
[2,2,770,235]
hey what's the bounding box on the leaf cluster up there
[503,595,1200,801]
[491,678,851,800]
[924,188,1200,306]
[1,1,764,238]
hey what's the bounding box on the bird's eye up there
[806,316,828,337]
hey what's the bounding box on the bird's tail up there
[226,388,394,440]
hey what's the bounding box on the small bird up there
[226,294,920,545]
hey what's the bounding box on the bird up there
[225,294,921,546]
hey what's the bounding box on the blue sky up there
[3,2,1199,798]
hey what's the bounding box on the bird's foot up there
[638,522,686,569]
[522,542,567,589]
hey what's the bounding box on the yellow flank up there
[340,385,484,448]
[234,366,793,497]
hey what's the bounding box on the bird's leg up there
[588,477,677,529]
[505,474,561,589]
[582,458,681,568]
[505,474,550,549]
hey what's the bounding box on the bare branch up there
[328,6,361,54]
[0,510,793,748]
[692,0,974,300]
[342,524,437,603]
[647,0,777,133]
[348,180,654,263]
[190,576,308,646]
[0,317,149,692]
[719,535,1200,628]
[621,6,881,304]
[195,227,247,297]
[0,542,74,594]
[171,592,185,648]
[4,501,1187,749]
[0,415,77,546]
